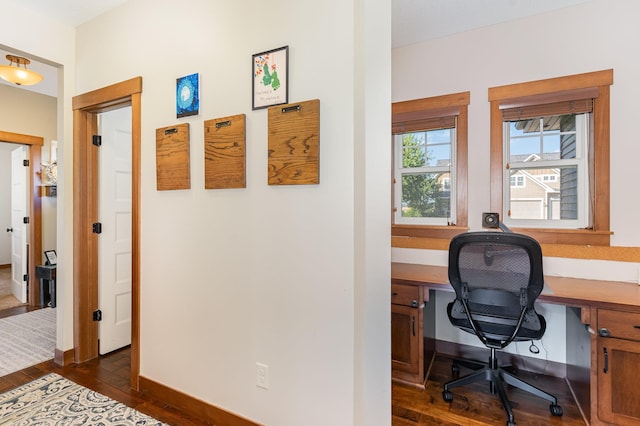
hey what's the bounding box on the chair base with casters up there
[442,347,563,426]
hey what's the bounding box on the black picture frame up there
[252,46,289,110]
[44,250,57,266]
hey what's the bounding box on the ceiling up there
[1,0,594,97]
[0,0,127,97]
[392,0,594,48]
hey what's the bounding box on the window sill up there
[392,224,469,240]
[510,227,612,247]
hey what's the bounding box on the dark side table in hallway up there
[35,264,56,308]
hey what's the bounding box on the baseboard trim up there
[139,376,261,426]
[436,340,567,378]
[54,348,74,366]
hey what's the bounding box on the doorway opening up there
[72,77,142,390]
[0,131,44,310]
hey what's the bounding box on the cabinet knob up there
[598,328,611,337]
[411,300,418,307]
[6,228,12,233]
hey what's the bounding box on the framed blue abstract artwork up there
[176,73,199,118]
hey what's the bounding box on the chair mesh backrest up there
[449,232,544,319]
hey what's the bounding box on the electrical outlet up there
[256,362,268,389]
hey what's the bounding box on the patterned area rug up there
[0,308,56,377]
[0,373,167,425]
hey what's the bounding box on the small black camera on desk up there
[482,212,511,232]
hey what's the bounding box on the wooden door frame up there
[72,77,142,390]
[0,131,43,307]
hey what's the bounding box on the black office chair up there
[441,231,563,426]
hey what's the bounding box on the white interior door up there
[10,146,28,303]
[98,106,132,354]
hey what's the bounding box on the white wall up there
[75,1,390,425]
[0,0,77,364]
[392,0,640,364]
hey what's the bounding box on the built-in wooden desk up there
[391,262,640,425]
[392,262,640,311]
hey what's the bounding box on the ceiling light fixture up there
[0,54,44,86]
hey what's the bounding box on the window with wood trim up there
[392,92,469,239]
[489,70,613,246]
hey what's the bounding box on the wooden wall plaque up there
[267,99,320,185]
[155,123,190,190]
[204,114,246,189]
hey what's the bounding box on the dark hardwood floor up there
[0,311,587,426]
[393,354,588,426]
[0,304,42,319]
[0,346,209,425]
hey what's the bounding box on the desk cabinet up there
[391,283,426,387]
[596,308,640,425]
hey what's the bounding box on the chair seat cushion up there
[448,300,545,342]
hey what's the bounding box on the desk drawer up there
[391,283,424,308]
[598,309,640,341]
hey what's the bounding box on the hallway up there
[0,267,24,311]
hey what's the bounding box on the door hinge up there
[23,274,28,282]
[23,159,29,167]
[23,216,29,224]
[92,135,102,146]
[93,309,102,322]
[92,222,102,234]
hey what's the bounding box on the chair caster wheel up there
[451,365,460,375]
[442,390,453,402]
[550,404,563,416]
[506,421,516,426]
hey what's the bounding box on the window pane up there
[402,133,426,168]
[542,134,560,157]
[401,130,452,168]
[508,166,577,221]
[401,172,451,218]
[509,134,540,160]
[425,144,450,167]
[509,114,580,163]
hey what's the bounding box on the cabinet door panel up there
[597,338,640,425]
[391,304,421,375]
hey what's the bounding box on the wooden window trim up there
[392,92,470,239]
[489,69,613,246]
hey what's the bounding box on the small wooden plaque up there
[156,123,190,190]
[267,99,320,185]
[204,114,246,189]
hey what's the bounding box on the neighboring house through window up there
[392,92,469,239]
[395,127,456,225]
[489,69,613,245]
[505,112,588,228]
